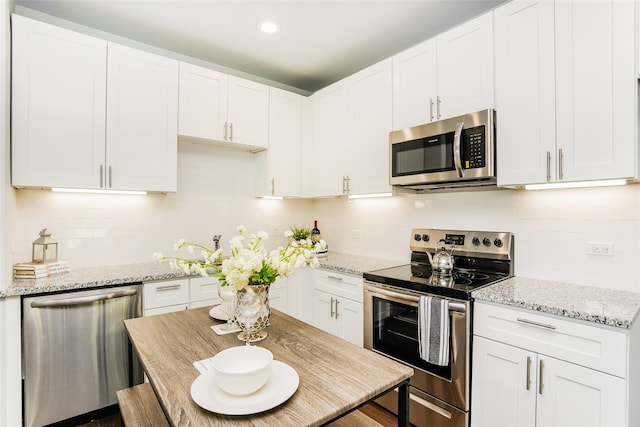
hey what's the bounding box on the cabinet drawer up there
[144,303,189,317]
[143,279,189,310]
[315,270,363,303]
[474,302,627,378]
[190,276,219,303]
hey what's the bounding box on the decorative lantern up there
[32,229,58,264]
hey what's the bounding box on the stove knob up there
[494,238,503,248]
[422,234,430,242]
[482,238,492,247]
[472,237,481,246]
[414,234,422,241]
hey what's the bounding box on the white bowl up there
[211,346,273,396]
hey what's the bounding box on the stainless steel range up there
[363,228,513,427]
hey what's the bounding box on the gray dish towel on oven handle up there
[418,295,450,366]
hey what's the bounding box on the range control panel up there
[410,228,513,260]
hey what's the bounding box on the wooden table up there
[124,307,413,426]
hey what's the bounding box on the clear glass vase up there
[234,284,270,344]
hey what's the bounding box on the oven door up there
[364,281,470,412]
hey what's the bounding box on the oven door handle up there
[366,286,466,313]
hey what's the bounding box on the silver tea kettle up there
[426,239,455,274]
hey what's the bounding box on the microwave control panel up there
[462,125,486,169]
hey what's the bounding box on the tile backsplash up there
[9,142,640,293]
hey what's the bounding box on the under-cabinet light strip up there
[524,179,627,191]
[347,192,393,199]
[52,188,147,195]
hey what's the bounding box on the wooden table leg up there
[397,380,410,427]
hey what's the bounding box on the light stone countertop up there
[472,276,640,329]
[1,252,406,298]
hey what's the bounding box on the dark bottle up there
[311,220,321,244]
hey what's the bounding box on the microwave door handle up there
[453,120,464,178]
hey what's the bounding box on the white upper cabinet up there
[496,0,637,186]
[349,58,393,195]
[255,87,302,197]
[11,15,107,189]
[106,43,178,192]
[392,13,494,130]
[178,63,228,141]
[494,0,556,186]
[311,78,352,197]
[178,62,269,150]
[436,12,494,121]
[11,15,178,192]
[311,59,392,197]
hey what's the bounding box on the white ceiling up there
[13,0,508,94]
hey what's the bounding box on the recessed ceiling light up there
[257,20,281,34]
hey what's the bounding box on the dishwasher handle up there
[30,287,139,308]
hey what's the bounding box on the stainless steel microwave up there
[390,109,496,191]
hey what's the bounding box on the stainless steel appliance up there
[22,285,143,427]
[363,228,513,427]
[390,109,496,191]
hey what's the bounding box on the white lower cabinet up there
[472,302,632,427]
[312,270,363,347]
[189,276,220,309]
[269,278,288,314]
[143,279,190,316]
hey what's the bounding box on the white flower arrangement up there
[154,225,326,291]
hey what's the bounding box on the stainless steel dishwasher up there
[22,284,143,427]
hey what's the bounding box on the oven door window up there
[372,295,451,380]
[391,132,455,177]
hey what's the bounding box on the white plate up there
[190,360,299,415]
[209,305,229,321]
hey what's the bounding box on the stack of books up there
[13,261,70,279]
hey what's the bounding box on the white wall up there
[312,184,640,292]
[10,143,314,268]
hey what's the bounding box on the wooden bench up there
[117,383,170,427]
[117,382,382,427]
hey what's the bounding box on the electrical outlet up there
[351,229,362,239]
[271,224,283,237]
[587,242,614,256]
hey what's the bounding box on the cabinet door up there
[311,80,351,197]
[436,13,494,120]
[336,297,363,347]
[555,0,636,182]
[495,0,556,186]
[287,269,313,324]
[471,336,536,427]
[227,76,269,149]
[536,356,626,427]
[312,289,340,336]
[178,62,228,141]
[392,38,438,129]
[106,43,178,192]
[11,15,107,189]
[349,58,393,195]
[255,87,302,197]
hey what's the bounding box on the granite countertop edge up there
[1,252,406,298]
[472,276,640,329]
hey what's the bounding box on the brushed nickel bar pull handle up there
[270,178,275,195]
[437,95,442,119]
[223,122,228,140]
[229,122,234,141]
[516,318,557,330]
[156,284,182,291]
[335,298,340,318]
[546,151,551,182]
[558,148,564,180]
[330,297,335,318]
[429,98,435,121]
[100,165,104,188]
[526,356,532,390]
[539,359,545,395]
[108,165,112,188]
[327,275,344,282]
